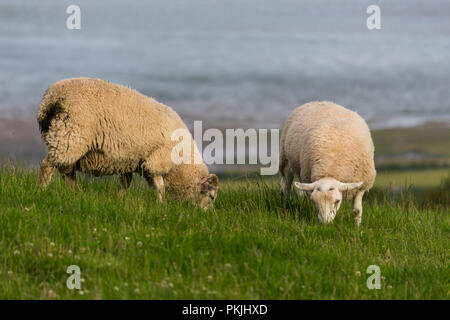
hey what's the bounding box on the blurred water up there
[0,0,449,129]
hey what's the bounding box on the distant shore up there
[1,116,449,170]
[371,122,450,169]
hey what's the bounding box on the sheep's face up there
[197,174,219,210]
[294,178,363,224]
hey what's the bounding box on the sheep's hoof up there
[353,216,362,227]
[66,184,80,192]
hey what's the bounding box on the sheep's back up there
[281,101,376,189]
[45,78,187,159]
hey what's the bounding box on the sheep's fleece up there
[37,77,218,205]
[279,101,376,225]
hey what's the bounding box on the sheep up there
[37,77,218,209]
[279,101,376,226]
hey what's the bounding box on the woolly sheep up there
[279,101,376,226]
[37,77,218,209]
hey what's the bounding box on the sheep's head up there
[294,178,362,224]
[197,174,219,210]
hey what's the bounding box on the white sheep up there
[38,77,218,208]
[279,101,376,226]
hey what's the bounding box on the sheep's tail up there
[37,86,66,135]
[37,85,88,167]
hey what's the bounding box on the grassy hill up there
[372,122,450,169]
[0,167,448,299]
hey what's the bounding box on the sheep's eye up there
[317,187,321,192]
[329,187,334,191]
[335,199,340,205]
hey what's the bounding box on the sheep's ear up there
[338,181,363,192]
[294,181,316,191]
[200,174,218,187]
[206,174,218,187]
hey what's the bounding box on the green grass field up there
[375,168,450,188]
[0,167,448,299]
[371,122,450,169]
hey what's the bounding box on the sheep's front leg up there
[151,176,165,202]
[280,160,294,199]
[353,190,365,227]
[143,172,165,202]
[141,151,171,203]
[119,172,133,195]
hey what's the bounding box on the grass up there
[375,168,450,188]
[0,166,448,299]
[372,122,450,168]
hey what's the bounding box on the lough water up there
[0,0,450,130]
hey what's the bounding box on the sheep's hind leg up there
[58,166,78,190]
[39,156,57,188]
[119,173,133,195]
[353,190,365,227]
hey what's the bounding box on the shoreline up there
[1,116,449,169]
